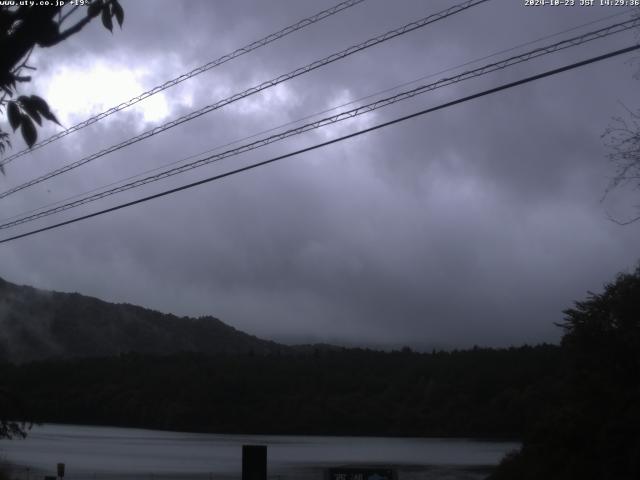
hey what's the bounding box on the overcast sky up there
[0,0,639,349]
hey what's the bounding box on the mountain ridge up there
[0,276,287,363]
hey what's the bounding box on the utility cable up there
[1,44,637,245]
[1,7,632,225]
[0,0,490,200]
[0,0,368,168]
[1,16,637,231]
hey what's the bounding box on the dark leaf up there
[27,108,42,126]
[29,95,61,126]
[7,101,21,131]
[18,97,42,125]
[20,115,37,148]
[101,6,112,32]
[87,0,103,18]
[28,95,49,113]
[35,20,59,47]
[112,0,124,27]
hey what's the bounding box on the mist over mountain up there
[0,276,284,363]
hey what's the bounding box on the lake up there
[0,424,518,480]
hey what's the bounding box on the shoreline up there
[3,462,497,480]
[11,421,522,443]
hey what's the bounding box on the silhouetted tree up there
[0,386,28,439]
[602,107,640,224]
[0,0,124,166]
[491,264,640,480]
[601,8,640,224]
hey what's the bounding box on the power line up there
[2,7,632,226]
[1,44,637,245]
[1,16,637,231]
[0,0,490,200]
[0,0,368,168]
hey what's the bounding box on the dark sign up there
[242,445,267,480]
[327,468,395,480]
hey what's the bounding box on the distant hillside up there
[0,277,285,363]
[1,346,563,437]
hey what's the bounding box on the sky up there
[0,0,639,349]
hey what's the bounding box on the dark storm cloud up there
[1,0,639,349]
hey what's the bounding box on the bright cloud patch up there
[40,58,172,126]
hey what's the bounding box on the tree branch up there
[606,210,640,225]
[0,7,59,75]
[59,4,80,26]
[55,14,93,43]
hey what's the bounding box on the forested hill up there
[0,276,284,363]
[1,346,563,438]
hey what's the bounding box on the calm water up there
[0,424,518,480]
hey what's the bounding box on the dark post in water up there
[242,445,267,480]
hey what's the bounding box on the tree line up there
[1,344,562,439]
